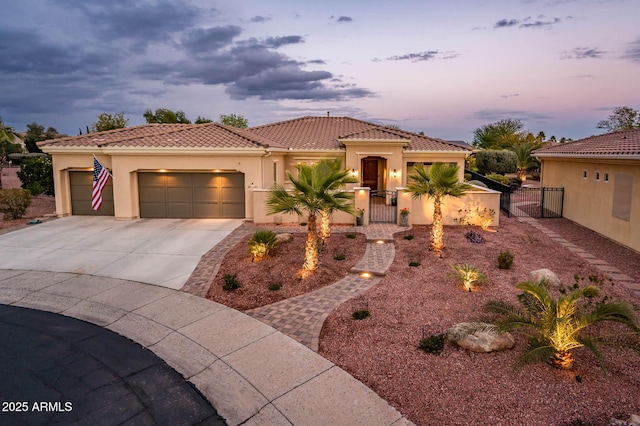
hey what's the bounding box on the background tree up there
[24,122,66,153]
[219,114,248,128]
[195,116,213,124]
[404,163,471,252]
[17,156,54,195]
[536,131,546,142]
[143,108,191,124]
[0,118,22,189]
[510,141,542,181]
[472,118,525,149]
[90,112,129,133]
[597,106,640,132]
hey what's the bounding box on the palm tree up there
[314,159,357,243]
[404,163,471,252]
[511,141,542,182]
[0,117,18,190]
[266,162,355,277]
[485,280,640,371]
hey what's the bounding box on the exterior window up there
[582,170,587,179]
[604,172,609,182]
[595,171,600,181]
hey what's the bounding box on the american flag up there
[92,156,110,211]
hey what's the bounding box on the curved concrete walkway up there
[0,269,412,426]
[245,224,406,351]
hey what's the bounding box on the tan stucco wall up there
[396,185,500,227]
[252,189,357,225]
[540,157,639,253]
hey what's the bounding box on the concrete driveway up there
[0,217,242,289]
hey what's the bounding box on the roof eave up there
[535,153,640,160]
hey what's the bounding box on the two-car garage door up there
[138,172,245,219]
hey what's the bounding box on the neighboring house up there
[534,129,640,252]
[39,116,499,226]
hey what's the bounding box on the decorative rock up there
[275,233,293,243]
[529,269,561,287]
[468,180,488,188]
[630,414,640,425]
[447,322,515,353]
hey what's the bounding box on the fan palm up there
[314,159,357,243]
[485,280,640,371]
[404,163,471,252]
[266,162,355,277]
[511,141,542,181]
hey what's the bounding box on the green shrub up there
[449,264,487,292]
[475,150,517,175]
[346,233,356,239]
[268,283,281,291]
[248,230,278,261]
[222,273,240,291]
[497,249,514,269]
[463,173,472,181]
[17,156,54,196]
[409,261,421,267]
[485,173,510,185]
[352,309,370,320]
[418,334,445,355]
[334,254,345,261]
[0,189,32,220]
[404,235,414,240]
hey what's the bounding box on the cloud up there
[251,15,271,23]
[386,51,459,62]
[468,109,554,122]
[494,19,519,28]
[562,47,606,59]
[336,16,353,23]
[307,59,327,65]
[520,16,561,28]
[500,94,520,99]
[264,35,304,48]
[181,26,242,54]
[623,37,640,64]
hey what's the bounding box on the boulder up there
[468,180,488,188]
[447,322,515,353]
[275,233,293,243]
[529,269,561,287]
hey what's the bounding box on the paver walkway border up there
[246,224,407,351]
[0,269,412,426]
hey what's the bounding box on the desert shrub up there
[0,189,31,220]
[455,207,495,230]
[17,156,54,196]
[464,230,486,244]
[222,273,240,291]
[418,333,445,355]
[497,249,514,269]
[449,264,487,291]
[346,233,356,239]
[268,283,281,291]
[464,173,472,181]
[409,261,421,267]
[352,309,370,320]
[485,173,510,185]
[404,235,414,240]
[475,150,517,175]
[334,254,345,261]
[248,230,278,261]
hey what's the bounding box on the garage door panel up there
[138,172,244,219]
[70,171,114,216]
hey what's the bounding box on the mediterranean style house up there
[534,129,639,252]
[39,116,499,227]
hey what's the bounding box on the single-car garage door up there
[138,172,245,219]
[69,171,114,216]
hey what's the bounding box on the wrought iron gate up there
[501,187,564,218]
[369,190,397,223]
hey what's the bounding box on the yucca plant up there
[485,280,640,371]
[247,230,278,262]
[449,264,487,292]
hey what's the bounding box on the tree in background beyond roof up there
[25,122,67,153]
[597,106,640,132]
[90,112,129,133]
[144,108,191,124]
[472,118,525,149]
[219,114,248,128]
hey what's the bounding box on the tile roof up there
[534,129,640,158]
[38,116,470,153]
[249,116,470,152]
[38,123,279,150]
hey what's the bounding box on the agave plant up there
[448,263,487,292]
[485,280,640,371]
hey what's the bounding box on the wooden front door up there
[362,158,378,190]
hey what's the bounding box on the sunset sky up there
[1,0,639,141]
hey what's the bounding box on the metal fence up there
[369,190,397,223]
[501,187,564,218]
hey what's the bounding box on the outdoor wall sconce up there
[391,168,398,179]
[350,168,358,177]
